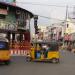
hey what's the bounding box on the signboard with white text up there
[0,0,15,3]
[0,0,16,5]
[0,9,8,15]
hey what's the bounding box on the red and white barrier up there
[10,50,30,56]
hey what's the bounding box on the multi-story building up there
[37,26,48,42]
[64,19,75,44]
[47,23,64,42]
[0,1,33,41]
[0,1,34,55]
[37,24,64,42]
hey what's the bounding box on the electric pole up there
[63,5,68,46]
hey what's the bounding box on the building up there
[64,19,75,45]
[37,24,64,42]
[47,23,64,42]
[0,1,34,55]
[38,26,48,41]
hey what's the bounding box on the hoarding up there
[64,34,71,41]
[0,0,16,5]
[0,0,15,3]
[0,9,8,15]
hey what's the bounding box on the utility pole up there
[65,5,68,28]
[28,15,31,43]
[34,15,38,50]
[72,6,75,19]
[34,15,38,41]
[63,5,68,46]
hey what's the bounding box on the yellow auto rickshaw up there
[0,37,10,65]
[26,41,60,63]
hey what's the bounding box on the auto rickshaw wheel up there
[5,60,10,65]
[52,58,59,63]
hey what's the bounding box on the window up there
[0,15,6,19]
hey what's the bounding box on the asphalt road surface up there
[0,50,75,75]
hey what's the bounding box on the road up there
[0,50,75,75]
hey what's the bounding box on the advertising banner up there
[0,0,15,3]
[0,0,16,5]
[0,9,8,15]
[64,34,72,41]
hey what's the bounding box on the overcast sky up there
[16,0,75,34]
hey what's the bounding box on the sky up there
[16,0,75,34]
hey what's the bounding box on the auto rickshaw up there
[0,37,10,65]
[26,41,60,63]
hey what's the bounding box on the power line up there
[37,15,65,21]
[16,2,74,8]
[16,2,75,23]
[35,14,75,24]
[16,2,75,20]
